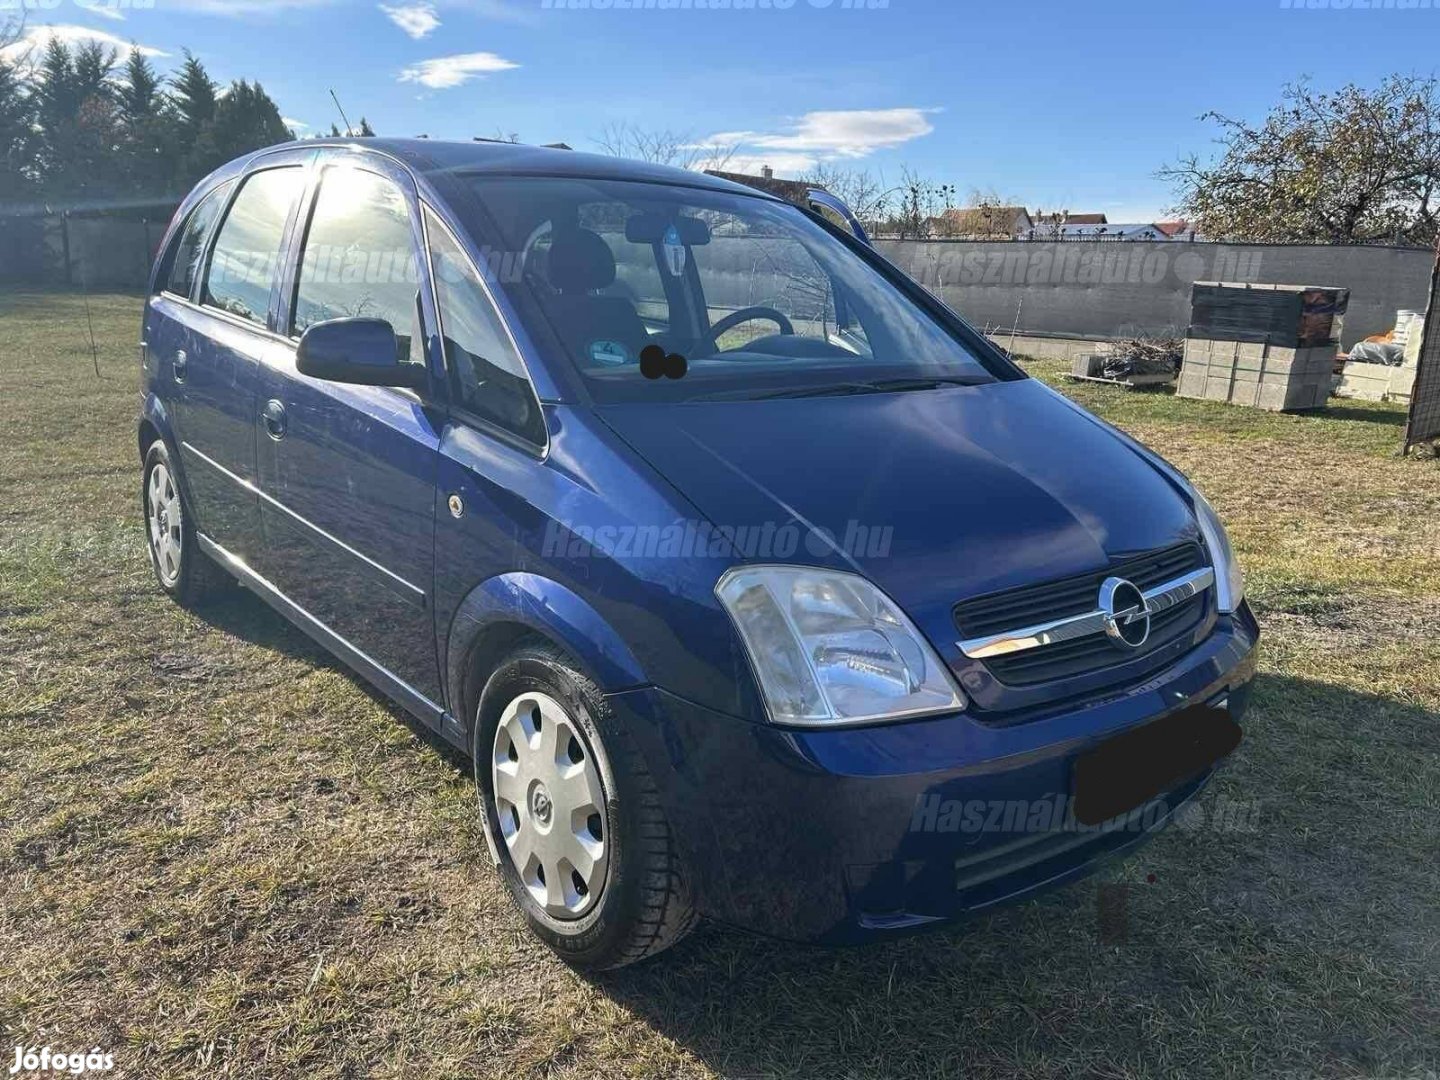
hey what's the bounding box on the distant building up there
[1156,220,1200,241]
[704,166,825,207]
[939,205,1034,239]
[1036,222,1173,241]
[1031,211,1109,228]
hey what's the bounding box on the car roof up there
[249,138,783,201]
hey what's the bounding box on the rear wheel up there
[474,643,696,969]
[142,439,227,605]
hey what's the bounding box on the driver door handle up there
[262,398,288,440]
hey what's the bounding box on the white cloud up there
[398,50,518,89]
[283,116,309,129]
[703,108,938,174]
[380,1,440,38]
[0,25,170,65]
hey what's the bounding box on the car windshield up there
[453,176,1015,403]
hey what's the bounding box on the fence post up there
[61,212,73,287]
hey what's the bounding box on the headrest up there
[547,228,616,293]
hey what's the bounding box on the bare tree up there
[593,121,736,172]
[1,8,34,78]
[884,167,958,239]
[799,163,896,231]
[948,186,1023,240]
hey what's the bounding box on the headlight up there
[716,565,965,726]
[1192,489,1244,613]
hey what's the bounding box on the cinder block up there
[1391,367,1417,397]
[1176,369,1208,399]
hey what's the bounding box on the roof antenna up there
[329,89,353,137]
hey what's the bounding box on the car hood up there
[595,378,1200,634]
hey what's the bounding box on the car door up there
[160,162,310,559]
[253,152,445,705]
[144,178,236,527]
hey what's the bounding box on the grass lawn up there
[2,287,1438,1079]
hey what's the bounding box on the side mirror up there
[296,317,427,391]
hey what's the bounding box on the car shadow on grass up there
[585,671,1440,1078]
[187,583,471,771]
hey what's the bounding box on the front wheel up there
[141,439,227,605]
[473,643,696,969]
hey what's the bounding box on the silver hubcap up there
[147,462,183,585]
[492,692,608,919]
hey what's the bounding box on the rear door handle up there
[262,399,288,440]
[172,349,187,382]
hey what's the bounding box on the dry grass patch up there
[1,293,1437,1078]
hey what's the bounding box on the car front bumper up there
[608,604,1260,944]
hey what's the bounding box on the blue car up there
[138,138,1258,969]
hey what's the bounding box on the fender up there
[441,571,648,743]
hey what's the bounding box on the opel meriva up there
[139,138,1258,969]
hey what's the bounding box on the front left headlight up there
[716,565,965,727]
[1193,489,1245,614]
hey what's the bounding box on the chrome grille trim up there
[957,567,1215,660]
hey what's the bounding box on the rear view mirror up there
[296,318,427,391]
[625,213,711,246]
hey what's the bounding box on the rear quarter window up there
[161,180,232,300]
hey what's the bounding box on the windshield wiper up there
[746,376,986,401]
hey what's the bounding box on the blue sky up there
[7,0,1439,220]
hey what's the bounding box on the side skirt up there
[197,532,469,752]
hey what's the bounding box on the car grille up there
[953,542,1210,688]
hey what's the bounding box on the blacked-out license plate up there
[1071,703,1241,826]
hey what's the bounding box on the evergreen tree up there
[0,56,34,201]
[31,39,120,201]
[169,50,216,142]
[117,49,174,198]
[208,79,292,165]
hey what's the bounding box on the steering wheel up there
[705,306,795,352]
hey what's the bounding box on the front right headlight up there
[1192,489,1245,614]
[716,565,965,727]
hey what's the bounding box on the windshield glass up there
[454,176,1014,403]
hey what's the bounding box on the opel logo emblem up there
[1099,576,1151,649]
[530,785,553,826]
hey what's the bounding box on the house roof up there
[941,205,1032,235]
[1053,222,1166,239]
[1032,212,1108,226]
[1156,220,1191,237]
[703,169,820,205]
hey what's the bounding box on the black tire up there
[473,642,696,970]
[141,439,228,606]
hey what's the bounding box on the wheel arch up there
[138,395,204,515]
[138,392,177,463]
[443,572,647,748]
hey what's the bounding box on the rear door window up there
[202,166,305,327]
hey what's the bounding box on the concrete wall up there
[1,211,1430,349]
[873,239,1432,347]
[0,213,171,288]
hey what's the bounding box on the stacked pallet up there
[1176,282,1349,412]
